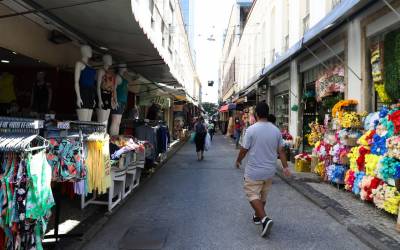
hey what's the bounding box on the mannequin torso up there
[75,45,95,121]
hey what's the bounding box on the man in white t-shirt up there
[236,102,291,237]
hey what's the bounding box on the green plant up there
[384,30,400,101]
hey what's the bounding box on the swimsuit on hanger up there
[99,69,116,110]
[78,64,97,109]
[111,74,129,115]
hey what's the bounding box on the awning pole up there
[304,45,330,71]
[382,0,400,20]
[318,37,362,81]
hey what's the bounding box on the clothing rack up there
[0,116,44,134]
[57,120,106,133]
[121,118,166,129]
[43,120,105,244]
[0,117,48,152]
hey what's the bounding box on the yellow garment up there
[0,73,16,103]
[86,135,111,194]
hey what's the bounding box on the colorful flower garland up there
[331,99,358,121]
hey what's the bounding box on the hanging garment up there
[0,73,16,104]
[26,151,55,220]
[116,74,129,104]
[86,134,111,194]
[157,125,170,154]
[46,138,86,181]
[99,70,116,110]
[136,125,157,160]
[78,64,97,109]
[111,75,129,115]
[79,64,97,88]
[0,151,54,250]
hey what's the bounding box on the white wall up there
[347,18,362,108]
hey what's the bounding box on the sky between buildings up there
[193,0,234,104]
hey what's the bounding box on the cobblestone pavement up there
[307,182,400,242]
[82,135,369,250]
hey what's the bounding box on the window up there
[303,14,310,34]
[332,0,342,9]
[284,35,289,51]
[161,21,165,47]
[302,0,310,34]
[149,0,154,15]
[271,48,276,63]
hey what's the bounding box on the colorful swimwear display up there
[46,138,86,182]
[0,151,54,250]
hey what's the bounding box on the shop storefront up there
[362,1,400,111]
[299,54,345,152]
[0,0,198,247]
[269,70,290,131]
[294,2,400,227]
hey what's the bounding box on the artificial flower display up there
[348,147,360,172]
[357,130,375,146]
[371,134,388,155]
[331,99,358,121]
[383,186,400,215]
[360,176,383,201]
[344,170,356,191]
[386,135,400,160]
[308,102,400,221]
[356,146,370,172]
[379,157,399,181]
[374,83,392,103]
[388,109,400,134]
[314,161,325,177]
[341,112,362,128]
[363,112,380,131]
[305,121,325,146]
[352,171,365,195]
[365,154,381,177]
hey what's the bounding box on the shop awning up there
[19,0,179,86]
[228,103,237,110]
[238,75,265,99]
[219,104,229,113]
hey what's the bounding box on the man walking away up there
[208,122,215,141]
[235,102,291,237]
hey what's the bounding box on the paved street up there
[83,135,369,250]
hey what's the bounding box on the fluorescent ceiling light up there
[100,46,108,50]
[1,60,10,63]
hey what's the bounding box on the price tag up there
[57,122,70,129]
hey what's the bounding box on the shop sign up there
[139,96,171,108]
[316,64,345,101]
[173,105,184,112]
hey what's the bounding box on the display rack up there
[43,120,106,244]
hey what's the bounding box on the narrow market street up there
[82,135,369,250]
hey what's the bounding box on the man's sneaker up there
[252,215,261,225]
[261,217,273,237]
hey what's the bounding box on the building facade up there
[220,0,400,149]
[219,0,253,103]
